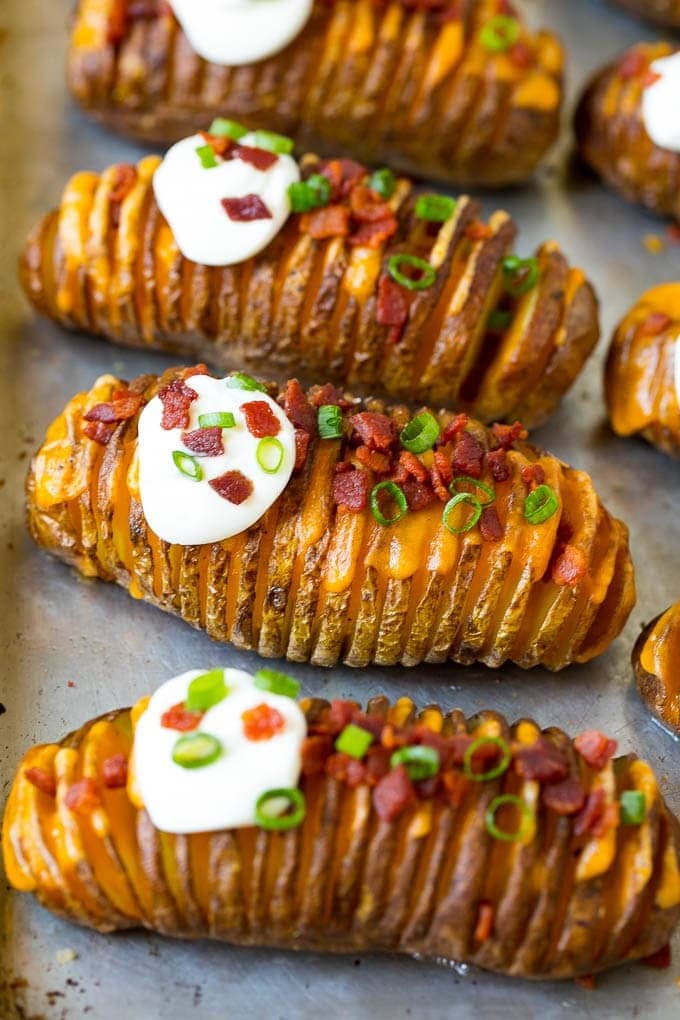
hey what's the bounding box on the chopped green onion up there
[524,484,559,525]
[256,437,284,474]
[463,735,512,782]
[370,480,408,527]
[400,411,441,454]
[317,404,343,440]
[449,476,495,507]
[390,745,440,781]
[479,14,521,53]
[335,723,374,760]
[620,790,646,825]
[369,167,396,199]
[415,194,457,223]
[502,255,540,297]
[443,493,482,534]
[255,787,306,830]
[186,669,228,712]
[198,411,235,429]
[172,451,203,481]
[209,117,248,140]
[254,668,300,700]
[485,794,534,842]
[172,732,222,769]
[195,143,218,169]
[387,253,437,291]
[288,174,332,213]
[253,129,294,155]
[487,308,512,332]
[225,371,267,393]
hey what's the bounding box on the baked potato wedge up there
[20,154,600,428]
[605,283,680,457]
[633,604,680,736]
[26,367,635,671]
[4,693,679,979]
[67,0,563,187]
[575,42,680,222]
[610,0,680,29]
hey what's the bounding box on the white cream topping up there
[153,131,300,266]
[133,668,307,834]
[168,0,313,66]
[137,373,295,546]
[642,53,680,154]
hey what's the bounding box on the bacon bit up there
[109,165,137,226]
[439,413,469,445]
[441,769,469,809]
[398,450,429,484]
[241,400,281,438]
[520,463,545,489]
[480,506,503,542]
[326,699,358,733]
[509,41,532,69]
[222,195,272,222]
[641,944,672,968]
[209,470,254,504]
[351,411,397,452]
[181,427,224,457]
[161,702,203,732]
[619,48,647,80]
[300,203,350,239]
[431,449,452,484]
[574,788,619,838]
[158,377,198,430]
[64,778,101,815]
[24,766,56,797]
[492,421,527,450]
[364,746,391,783]
[574,730,618,770]
[83,420,115,446]
[242,703,285,741]
[542,775,585,815]
[350,186,392,223]
[487,448,510,482]
[376,274,410,339]
[310,382,351,410]
[451,431,485,478]
[551,545,587,587]
[182,364,210,379]
[301,734,334,776]
[574,974,596,991]
[318,158,367,200]
[350,215,398,248]
[293,428,311,472]
[639,312,672,336]
[643,69,662,88]
[199,131,233,159]
[326,752,367,788]
[431,461,451,502]
[373,764,415,822]
[402,478,438,510]
[281,378,317,434]
[84,391,144,425]
[332,465,371,511]
[356,445,392,474]
[101,754,128,789]
[465,220,493,242]
[514,736,569,783]
[473,902,494,943]
[232,144,278,172]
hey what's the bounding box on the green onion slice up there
[400,411,441,454]
[449,476,495,507]
[172,451,203,481]
[335,723,374,760]
[480,15,521,53]
[485,794,534,842]
[256,437,284,474]
[225,371,267,393]
[253,129,294,155]
[620,789,646,825]
[317,404,343,440]
[463,735,512,782]
[487,308,512,332]
[198,411,235,429]
[415,194,457,223]
[370,481,408,527]
[369,167,396,199]
[502,255,540,297]
[390,745,440,782]
[186,669,228,712]
[443,493,482,534]
[254,668,300,700]
[387,253,437,292]
[524,484,559,525]
[288,174,332,214]
[209,118,248,140]
[172,732,222,769]
[195,143,218,169]
[255,787,306,830]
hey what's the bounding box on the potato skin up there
[575,42,680,222]
[610,0,680,28]
[633,604,680,736]
[67,0,563,187]
[604,283,680,457]
[26,369,635,671]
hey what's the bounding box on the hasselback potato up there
[67,0,563,187]
[26,366,635,671]
[633,603,680,736]
[20,153,599,428]
[575,42,680,222]
[4,690,679,979]
[610,0,680,29]
[605,283,680,457]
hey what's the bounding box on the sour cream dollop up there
[168,0,313,66]
[153,131,300,266]
[137,373,296,545]
[642,52,680,153]
[133,668,307,834]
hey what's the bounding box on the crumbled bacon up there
[350,186,392,223]
[396,450,429,484]
[356,445,392,474]
[181,427,224,457]
[318,158,367,200]
[441,769,469,809]
[643,69,662,88]
[492,421,527,450]
[293,428,311,472]
[64,778,101,814]
[161,702,203,732]
[514,736,569,784]
[24,766,56,797]
[480,506,503,542]
[487,448,510,482]
[83,420,116,446]
[403,479,438,510]
[242,703,285,741]
[618,48,647,79]
[222,195,272,222]
[281,378,317,434]
[465,220,493,241]
[451,431,484,478]
[551,545,587,587]
[642,944,672,968]
[639,312,672,336]
[473,902,494,943]
[209,470,254,504]
[199,130,233,159]
[326,752,367,788]
[84,390,144,425]
[574,788,619,838]
[241,400,281,438]
[332,465,371,511]
[301,734,334,776]
[299,204,350,239]
[574,730,618,770]
[521,463,546,489]
[351,411,397,452]
[430,461,451,502]
[310,382,350,410]
[509,41,533,68]
[324,699,358,734]
[433,449,453,485]
[376,274,410,342]
[233,144,278,172]
[542,775,585,815]
[158,378,198,430]
[101,754,129,789]
[439,413,469,445]
[364,746,392,783]
[350,215,398,248]
[373,764,415,822]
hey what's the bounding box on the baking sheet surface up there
[1,1,679,1016]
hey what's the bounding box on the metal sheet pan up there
[1,1,679,1016]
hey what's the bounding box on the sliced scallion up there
[449,476,495,507]
[369,167,396,199]
[485,794,534,842]
[620,789,646,825]
[524,484,558,525]
[400,411,441,453]
[255,787,306,830]
[317,404,343,439]
[487,308,512,332]
[463,735,512,782]
[288,174,332,213]
[479,15,521,53]
[172,732,222,769]
[390,745,440,781]
[209,118,248,140]
[195,143,218,169]
[387,253,437,291]
[186,669,228,712]
[370,480,408,527]
[335,723,374,760]
[253,130,294,155]
[198,411,235,429]
[254,668,300,700]
[415,194,457,223]
[225,372,267,393]
[256,436,284,474]
[443,492,482,534]
[502,255,540,297]
[172,451,203,481]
